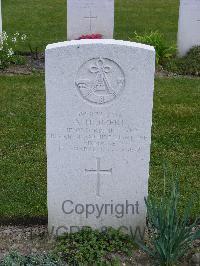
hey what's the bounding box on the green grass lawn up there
[0,75,199,220]
[0,75,46,219]
[0,0,199,223]
[3,0,179,51]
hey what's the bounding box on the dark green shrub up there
[131,31,176,65]
[55,227,135,265]
[165,46,200,76]
[137,181,200,266]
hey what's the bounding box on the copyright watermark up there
[51,224,145,240]
[62,200,140,218]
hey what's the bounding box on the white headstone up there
[178,0,200,57]
[0,0,2,35]
[67,0,114,40]
[46,39,155,237]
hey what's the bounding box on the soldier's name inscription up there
[49,111,147,153]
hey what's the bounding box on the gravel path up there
[0,225,55,261]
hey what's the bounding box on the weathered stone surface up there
[46,39,155,237]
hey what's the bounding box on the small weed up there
[28,43,40,60]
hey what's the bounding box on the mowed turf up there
[0,75,199,220]
[0,75,46,219]
[3,0,179,51]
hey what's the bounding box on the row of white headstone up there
[47,0,155,237]
[67,0,200,57]
[1,0,199,236]
[0,0,199,56]
[46,0,200,237]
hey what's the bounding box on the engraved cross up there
[85,158,112,197]
[84,9,97,33]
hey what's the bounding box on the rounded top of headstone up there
[46,39,155,53]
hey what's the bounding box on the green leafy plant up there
[0,31,27,69]
[55,227,135,265]
[131,31,176,65]
[137,181,200,266]
[165,46,200,76]
[0,250,63,266]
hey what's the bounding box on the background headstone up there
[67,0,114,40]
[178,0,200,57]
[46,39,155,236]
[0,0,2,35]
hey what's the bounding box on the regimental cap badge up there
[76,57,125,105]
